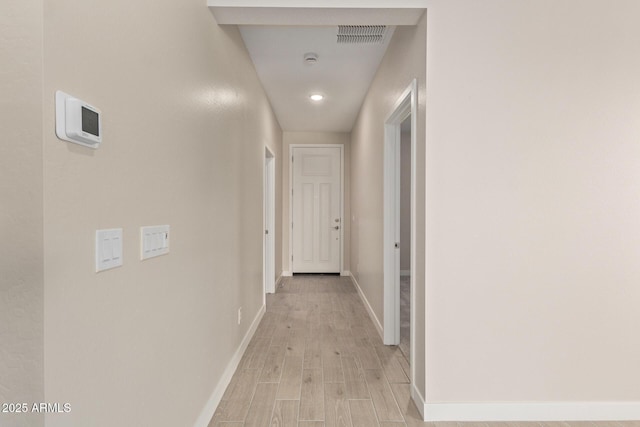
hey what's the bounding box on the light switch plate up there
[141,225,170,260]
[96,228,123,272]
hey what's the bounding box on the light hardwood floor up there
[208,275,640,427]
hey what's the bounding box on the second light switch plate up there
[96,228,123,272]
[141,225,170,260]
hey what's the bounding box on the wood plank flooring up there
[208,275,640,427]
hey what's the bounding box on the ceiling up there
[239,25,395,132]
[208,2,426,132]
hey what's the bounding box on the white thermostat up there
[55,91,102,148]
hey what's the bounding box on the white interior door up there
[292,147,341,273]
[264,148,275,294]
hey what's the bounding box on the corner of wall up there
[0,1,45,425]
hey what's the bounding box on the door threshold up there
[292,272,340,276]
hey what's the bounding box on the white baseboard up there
[411,382,426,419]
[348,273,384,341]
[193,304,266,427]
[340,270,351,277]
[422,401,640,422]
[400,269,410,277]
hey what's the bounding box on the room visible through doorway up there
[399,114,411,362]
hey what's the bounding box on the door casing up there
[383,79,417,385]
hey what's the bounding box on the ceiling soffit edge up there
[208,6,425,26]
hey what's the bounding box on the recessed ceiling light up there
[310,94,324,102]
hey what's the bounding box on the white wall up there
[425,0,640,412]
[41,1,281,425]
[282,132,351,274]
[0,0,44,426]
[350,12,427,397]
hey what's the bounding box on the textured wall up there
[0,0,44,426]
[42,1,281,425]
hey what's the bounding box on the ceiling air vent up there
[337,25,387,44]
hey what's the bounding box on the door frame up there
[264,146,276,297]
[289,144,345,275]
[383,79,417,383]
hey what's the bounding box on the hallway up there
[208,275,417,426]
[5,1,640,425]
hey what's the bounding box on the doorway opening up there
[399,113,411,362]
[264,147,276,298]
[383,80,417,382]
